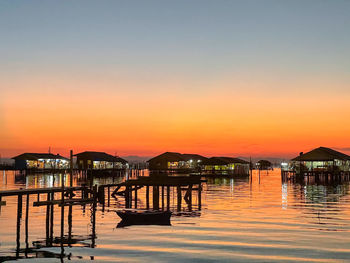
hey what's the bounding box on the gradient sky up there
[1,0,350,158]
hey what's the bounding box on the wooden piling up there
[177,186,182,211]
[16,194,22,257]
[91,185,97,248]
[125,186,130,208]
[50,191,54,241]
[25,194,29,249]
[134,186,138,208]
[70,150,73,187]
[46,192,50,242]
[107,186,110,207]
[60,173,65,242]
[188,184,193,211]
[153,186,159,210]
[68,204,73,246]
[146,185,150,210]
[98,185,105,204]
[161,186,164,210]
[198,183,202,210]
[167,186,170,210]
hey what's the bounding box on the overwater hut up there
[288,147,350,173]
[256,160,273,170]
[75,151,128,170]
[201,157,250,176]
[12,153,69,170]
[148,152,207,171]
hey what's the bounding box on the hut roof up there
[74,151,128,163]
[182,154,208,161]
[202,157,249,165]
[147,152,186,163]
[12,153,68,161]
[292,147,350,162]
[148,152,208,163]
[257,160,272,166]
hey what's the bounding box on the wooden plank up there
[0,186,87,197]
[33,198,93,207]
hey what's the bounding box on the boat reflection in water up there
[3,169,350,262]
[116,210,172,228]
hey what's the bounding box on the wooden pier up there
[0,184,98,261]
[281,170,350,184]
[97,175,205,212]
[0,172,205,260]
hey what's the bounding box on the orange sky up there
[1,1,350,158]
[1,74,350,158]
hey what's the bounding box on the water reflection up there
[281,175,350,231]
[1,169,350,262]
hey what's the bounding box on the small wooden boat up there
[116,210,172,227]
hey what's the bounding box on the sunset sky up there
[1,0,350,158]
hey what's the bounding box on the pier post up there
[146,185,150,210]
[91,185,97,248]
[125,186,130,208]
[68,204,73,246]
[50,191,54,242]
[70,150,73,188]
[16,194,22,257]
[60,173,65,244]
[188,184,193,211]
[25,194,29,251]
[153,186,159,210]
[198,183,202,210]
[161,186,164,210]
[0,195,3,213]
[46,193,50,243]
[167,186,170,210]
[134,186,138,208]
[98,185,105,204]
[177,186,182,211]
[107,186,110,207]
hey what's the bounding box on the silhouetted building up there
[75,151,128,170]
[148,152,207,170]
[289,147,350,172]
[256,160,273,170]
[12,153,69,170]
[201,157,250,175]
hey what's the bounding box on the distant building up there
[148,152,207,171]
[201,157,250,175]
[288,147,350,173]
[256,160,273,170]
[12,153,69,170]
[75,151,128,170]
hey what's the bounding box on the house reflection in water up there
[281,173,350,226]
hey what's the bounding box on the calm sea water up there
[1,169,350,262]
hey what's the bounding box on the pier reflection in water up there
[1,169,350,262]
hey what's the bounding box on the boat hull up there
[116,211,172,227]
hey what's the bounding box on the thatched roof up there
[292,147,350,162]
[202,157,249,165]
[12,153,68,161]
[75,151,128,163]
